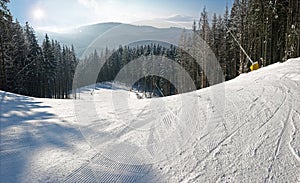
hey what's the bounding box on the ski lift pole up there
[226,26,259,71]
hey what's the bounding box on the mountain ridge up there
[36,22,188,58]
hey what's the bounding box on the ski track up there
[64,153,151,182]
[1,59,300,182]
[180,66,300,182]
[289,109,300,163]
[180,96,246,182]
[265,85,293,183]
[114,103,152,138]
[68,65,300,182]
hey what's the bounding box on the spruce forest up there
[1,0,300,98]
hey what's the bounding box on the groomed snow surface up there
[1,58,300,182]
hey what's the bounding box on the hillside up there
[36,23,186,58]
[0,58,300,182]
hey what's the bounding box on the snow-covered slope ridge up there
[0,58,299,182]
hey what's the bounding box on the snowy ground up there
[1,58,300,182]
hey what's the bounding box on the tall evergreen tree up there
[0,0,12,90]
[23,22,43,97]
[199,7,210,88]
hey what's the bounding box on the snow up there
[1,58,300,182]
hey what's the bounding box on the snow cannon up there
[250,62,259,71]
[226,26,260,72]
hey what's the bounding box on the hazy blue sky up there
[8,0,233,32]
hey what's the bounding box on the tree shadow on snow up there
[0,91,85,182]
[0,91,157,182]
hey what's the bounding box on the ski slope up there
[0,58,300,182]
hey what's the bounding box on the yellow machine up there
[250,62,259,71]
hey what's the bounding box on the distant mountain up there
[36,23,188,58]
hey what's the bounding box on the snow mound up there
[1,58,300,182]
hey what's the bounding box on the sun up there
[33,7,45,20]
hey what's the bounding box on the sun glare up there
[33,7,45,20]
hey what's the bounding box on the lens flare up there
[33,7,45,20]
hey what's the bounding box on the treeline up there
[195,0,300,80]
[78,44,208,96]
[97,45,182,96]
[0,1,78,98]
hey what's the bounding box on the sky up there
[8,0,233,32]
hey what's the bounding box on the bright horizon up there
[8,0,233,32]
